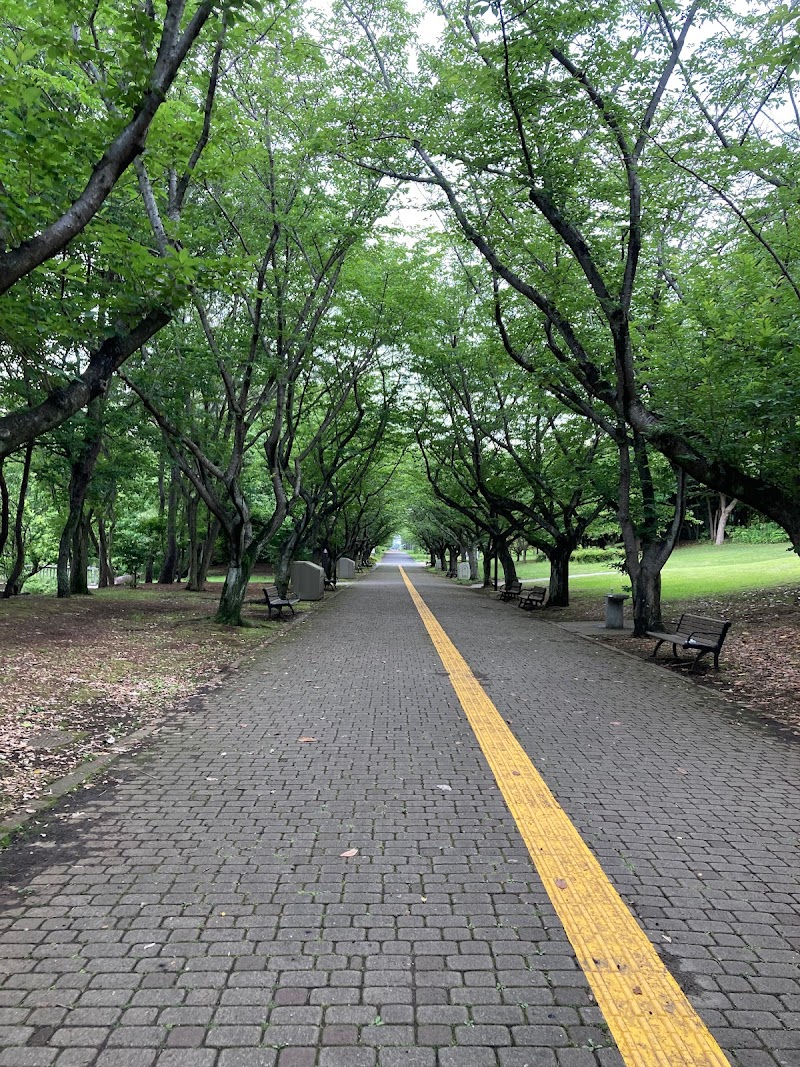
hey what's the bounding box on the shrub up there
[729,522,790,544]
[571,546,622,564]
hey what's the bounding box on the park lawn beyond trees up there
[513,543,800,603]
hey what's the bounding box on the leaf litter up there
[0,583,298,819]
[548,584,800,738]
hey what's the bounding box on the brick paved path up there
[1,554,798,1067]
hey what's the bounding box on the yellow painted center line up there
[400,567,730,1067]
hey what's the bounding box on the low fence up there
[0,565,100,590]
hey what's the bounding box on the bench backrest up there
[676,614,731,643]
[263,586,280,603]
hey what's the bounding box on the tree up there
[339,0,800,573]
[0,0,258,457]
[123,15,397,624]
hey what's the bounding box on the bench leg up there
[689,650,709,674]
[651,639,665,659]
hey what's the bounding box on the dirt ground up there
[0,577,314,821]
[545,584,800,739]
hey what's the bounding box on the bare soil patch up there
[546,585,800,738]
[0,579,310,819]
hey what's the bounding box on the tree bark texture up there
[497,539,517,587]
[2,442,33,597]
[70,515,91,595]
[468,542,479,581]
[158,464,180,584]
[97,517,115,588]
[57,409,104,597]
[215,554,255,626]
[0,460,9,560]
[712,494,738,545]
[545,543,571,607]
[185,494,201,591]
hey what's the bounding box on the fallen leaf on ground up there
[340,848,359,858]
[436,783,452,791]
[554,878,568,889]
[297,736,317,743]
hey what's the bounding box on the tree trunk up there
[631,554,664,635]
[97,516,115,587]
[2,442,33,597]
[158,463,180,584]
[145,553,154,584]
[275,528,303,599]
[70,515,91,595]
[546,542,571,607]
[497,539,517,586]
[56,518,74,598]
[468,542,478,581]
[185,494,201,591]
[197,517,220,589]
[712,494,738,545]
[448,545,458,576]
[482,543,493,587]
[215,551,255,626]
[0,460,9,560]
[57,410,104,598]
[429,549,436,567]
[618,438,686,637]
[175,546,187,583]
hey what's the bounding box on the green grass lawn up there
[514,542,800,600]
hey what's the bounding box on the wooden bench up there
[518,586,547,611]
[647,613,732,672]
[263,585,299,619]
[496,579,522,602]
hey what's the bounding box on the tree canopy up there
[1,0,799,627]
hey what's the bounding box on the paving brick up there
[437,1050,498,1066]
[96,1052,158,1067]
[155,1054,219,1067]
[379,1050,437,1067]
[0,1051,58,1067]
[498,1053,558,1067]
[53,1053,97,1067]
[219,1052,278,1067]
[319,1050,376,1067]
[1,555,799,1067]
[275,1052,313,1067]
